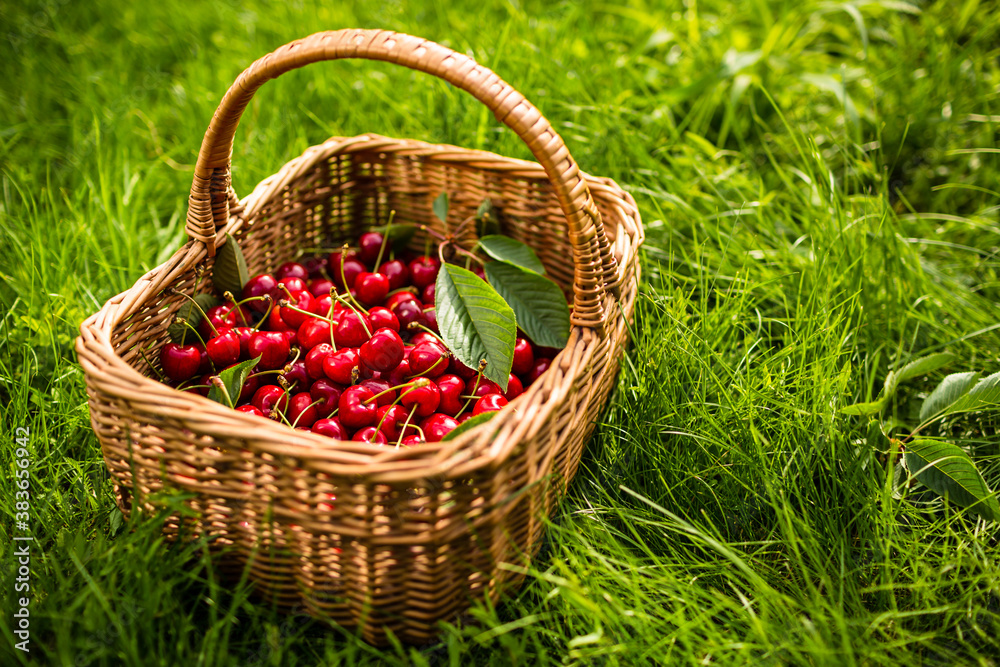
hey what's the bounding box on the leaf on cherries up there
[435,264,516,390]
[167,293,220,344]
[213,233,250,298]
[207,355,261,409]
[479,235,546,275]
[483,261,570,349]
[442,411,497,441]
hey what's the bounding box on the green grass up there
[3,0,1000,664]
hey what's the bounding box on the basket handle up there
[186,29,620,330]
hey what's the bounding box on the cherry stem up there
[279,300,323,322]
[449,214,477,240]
[176,318,209,348]
[139,348,168,382]
[395,404,420,449]
[449,243,483,266]
[459,371,485,414]
[226,292,270,323]
[329,292,372,337]
[373,210,395,270]
[251,295,275,332]
[364,378,426,406]
[407,322,443,341]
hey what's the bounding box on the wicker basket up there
[76,29,642,644]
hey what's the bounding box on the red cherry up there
[183,373,212,396]
[359,328,404,373]
[421,283,435,305]
[304,343,334,380]
[473,393,508,415]
[328,248,360,271]
[357,358,380,380]
[310,378,344,417]
[298,317,332,350]
[312,417,348,439]
[248,331,290,370]
[410,332,442,348]
[420,413,459,442]
[359,378,395,406]
[242,274,278,313]
[160,343,202,382]
[353,425,388,444]
[193,342,212,374]
[401,434,424,446]
[409,342,449,378]
[280,290,316,329]
[512,338,535,376]
[526,358,552,385]
[334,311,371,348]
[332,259,366,291]
[312,294,334,317]
[400,380,441,417]
[378,260,409,291]
[394,299,426,332]
[323,347,360,385]
[225,305,253,328]
[251,385,288,418]
[267,305,294,333]
[456,413,475,425]
[275,276,308,296]
[232,327,255,358]
[467,377,502,399]
[449,357,479,380]
[201,305,231,339]
[376,404,416,440]
[338,385,377,429]
[206,329,241,367]
[281,329,298,347]
[408,256,440,289]
[422,306,438,333]
[236,404,264,417]
[309,278,334,297]
[504,374,524,400]
[387,358,412,387]
[275,262,309,281]
[302,256,327,278]
[436,374,465,416]
[385,291,419,312]
[280,361,310,391]
[358,232,385,266]
[287,392,319,428]
[367,307,399,333]
[237,370,260,402]
[354,272,390,307]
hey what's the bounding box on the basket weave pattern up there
[76,30,643,644]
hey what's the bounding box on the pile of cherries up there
[158,231,555,445]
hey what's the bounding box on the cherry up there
[287,392,319,428]
[379,260,409,291]
[328,248,360,271]
[200,305,230,339]
[394,299,427,332]
[310,378,343,417]
[160,343,202,382]
[236,404,265,418]
[252,384,288,418]
[360,328,404,373]
[302,256,327,278]
[387,358,412,387]
[280,361,310,390]
[408,256,440,289]
[279,290,315,329]
[304,343,334,380]
[401,434,424,446]
[409,341,449,378]
[267,306,294,333]
[232,327,255,357]
[357,358,380,380]
[525,358,552,385]
[323,347,360,385]
[400,380,441,417]
[420,413,459,442]
[183,373,212,396]
[376,404,416,440]
[436,374,465,416]
[206,329,241,367]
[367,306,399,333]
[334,311,371,348]
[474,393,508,415]
[312,417,348,439]
[385,291,419,312]
[237,371,260,402]
[421,283,435,305]
[423,306,438,333]
[359,378,395,406]
[354,272,390,307]
[312,294,334,317]
[512,337,535,376]
[193,342,212,374]
[248,331,290,370]
[242,274,278,313]
[275,262,309,281]
[358,231,385,265]
[504,374,524,400]
[353,425,388,444]
[274,276,308,296]
[410,332,442,348]
[456,413,475,425]
[449,357,479,380]
[333,259,366,291]
[281,329,298,347]
[467,377,502,399]
[309,278,334,296]
[225,304,253,328]
[297,317,332,350]
[338,385,377,429]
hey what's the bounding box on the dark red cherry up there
[312,417,348,440]
[338,385,377,429]
[328,248,360,272]
[287,392,319,428]
[387,358,412,387]
[237,370,260,402]
[304,343,334,380]
[354,272,390,307]
[206,329,241,367]
[367,306,399,333]
[358,232,385,266]
[359,378,395,407]
[334,311,371,348]
[467,377,502,399]
[473,393,508,415]
[302,256,327,278]
[422,306,438,333]
[280,361,310,390]
[160,343,202,382]
[298,317,332,350]
[525,358,552,385]
[395,299,427,333]
[251,384,288,418]
[309,278,334,297]
[409,341,449,378]
[248,331,290,370]
[410,332,442,348]
[323,347,360,385]
[310,378,344,417]
[421,283,435,305]
[385,291,419,313]
[352,425,388,445]
[378,260,409,291]
[504,374,524,400]
[449,357,479,380]
[183,373,212,396]
[332,259,366,291]
[201,305,231,339]
[420,413,459,442]
[436,374,465,416]
[400,380,441,417]
[225,305,253,328]
[232,327,255,358]
[512,337,535,376]
[359,328,404,373]
[275,262,309,282]
[242,274,278,313]
[193,342,212,374]
[408,256,440,289]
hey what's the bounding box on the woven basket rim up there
[77,133,640,483]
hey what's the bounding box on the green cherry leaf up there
[213,234,250,298]
[167,293,220,344]
[483,261,570,349]
[433,192,449,225]
[919,371,980,423]
[435,264,516,390]
[207,356,261,409]
[904,438,1000,522]
[479,235,546,275]
[441,411,497,441]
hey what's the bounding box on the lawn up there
[3,0,1000,664]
